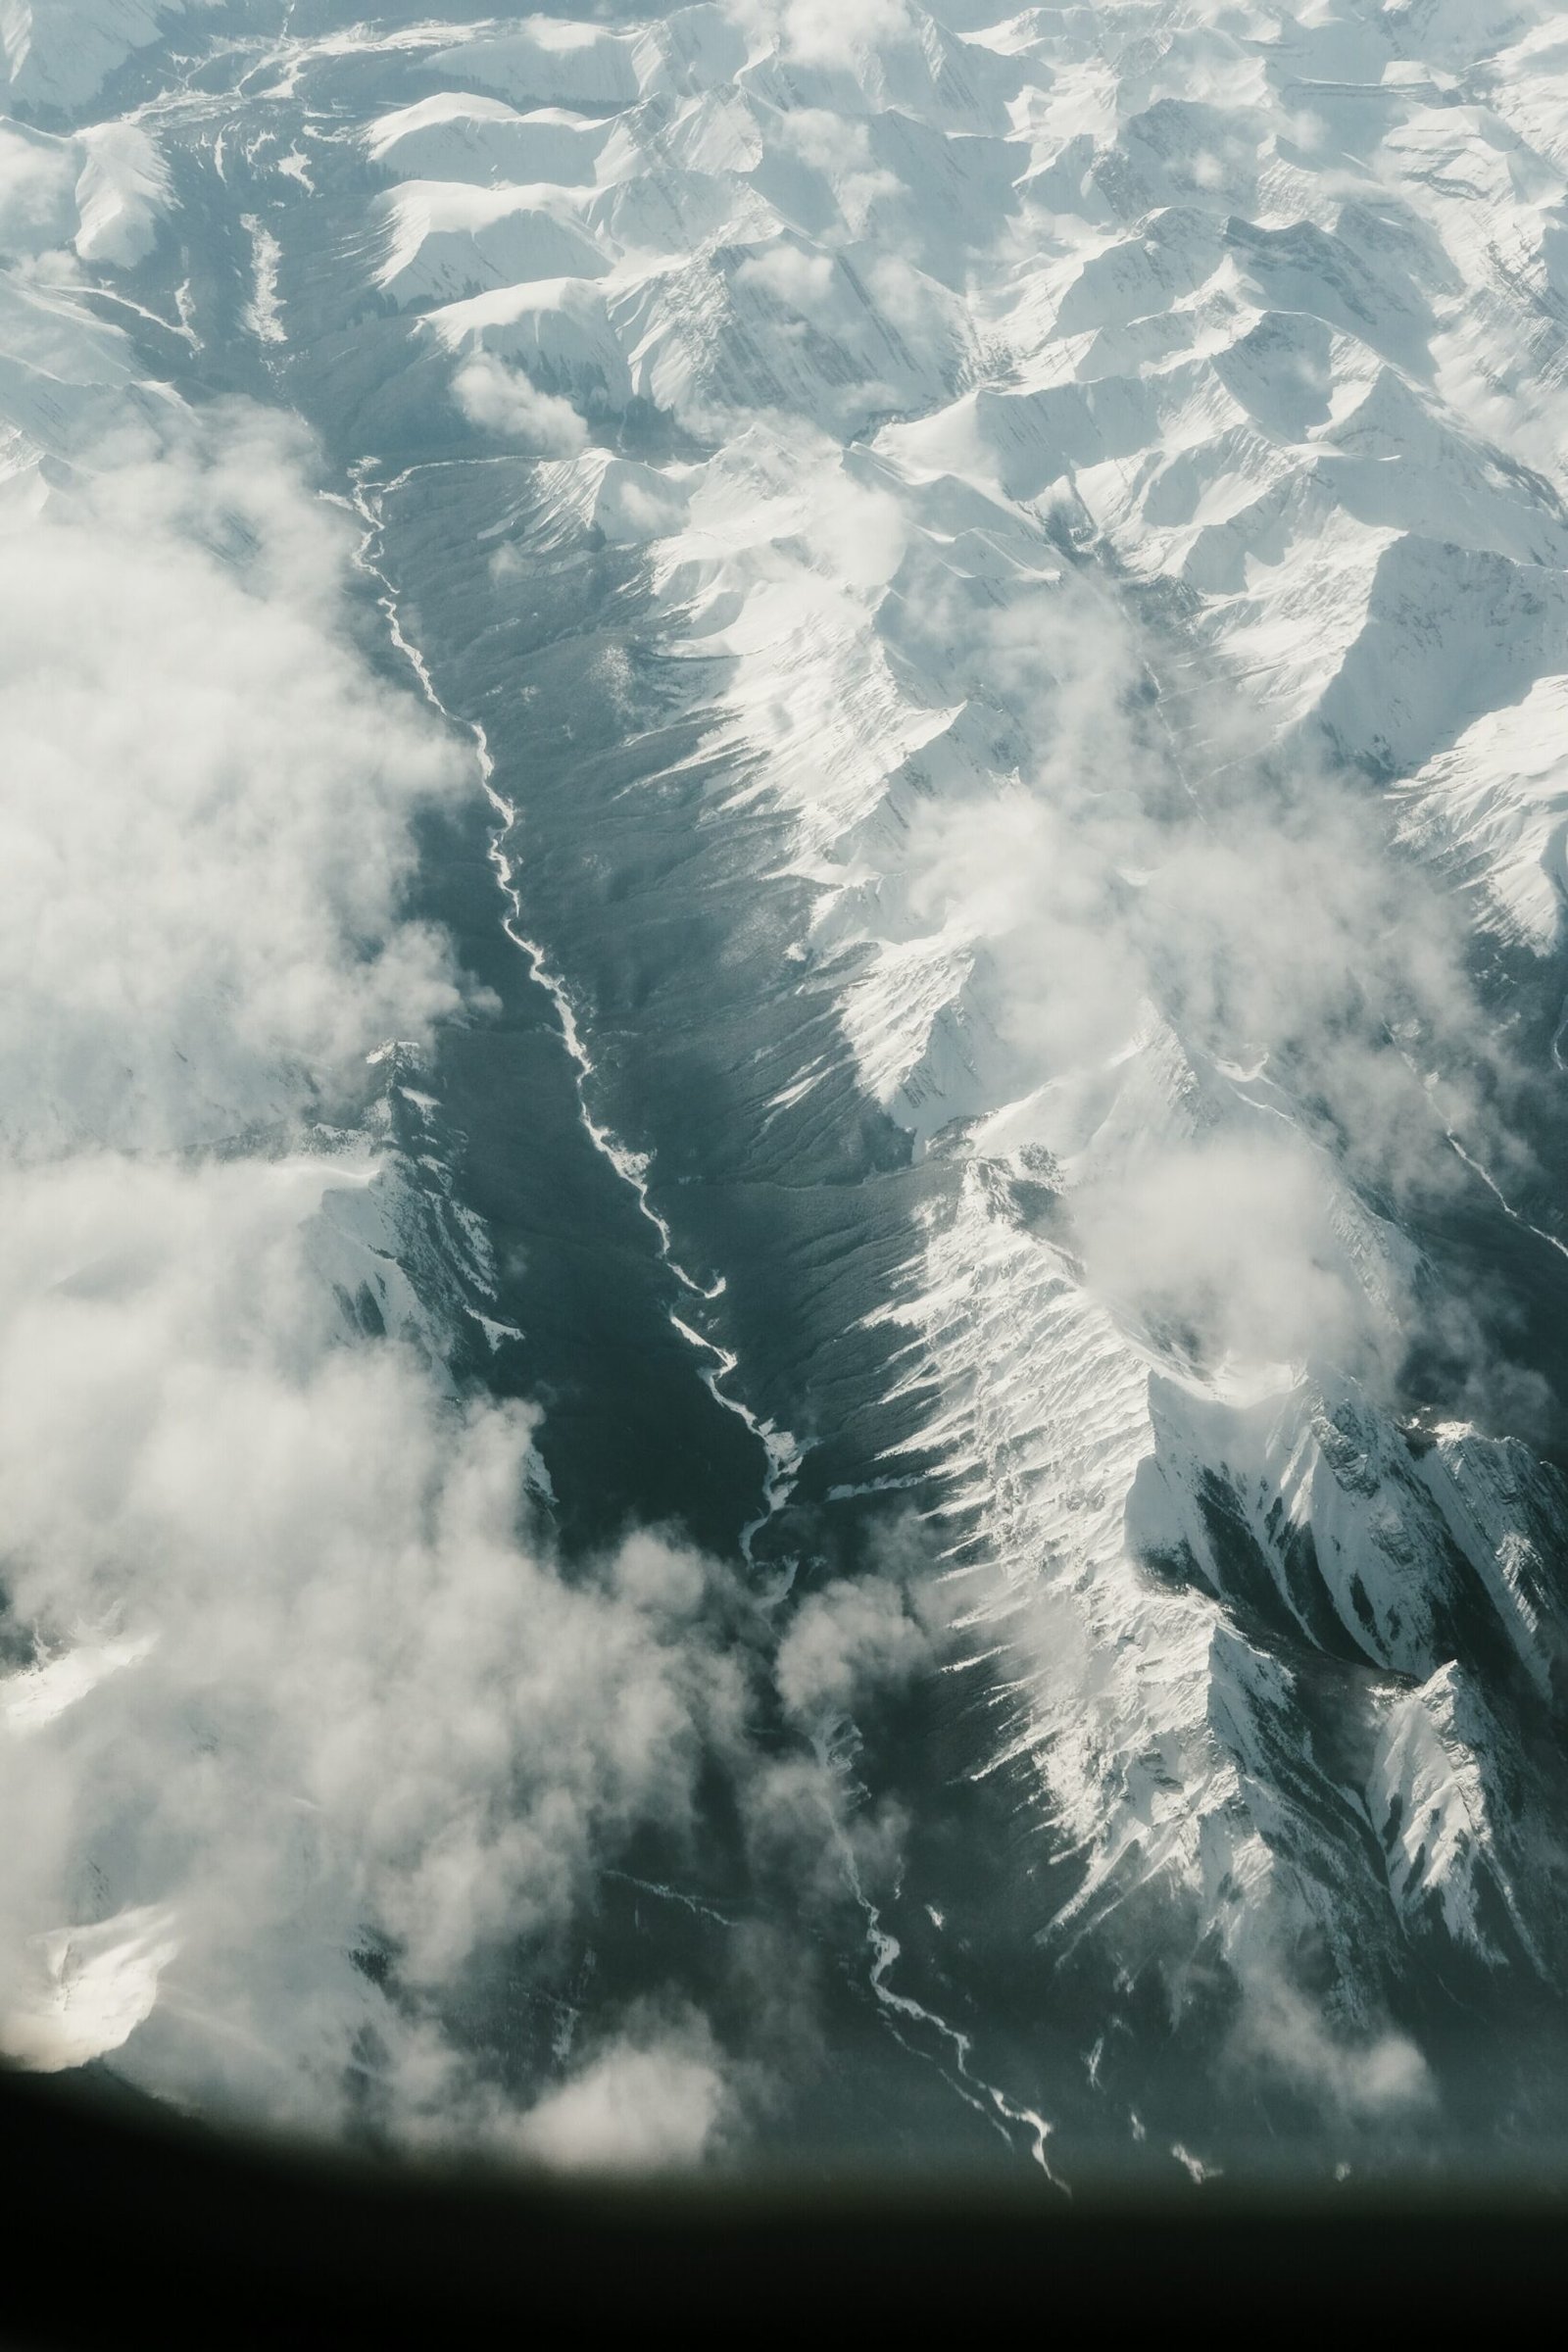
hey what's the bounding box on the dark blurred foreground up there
[1,2063,1561,2341]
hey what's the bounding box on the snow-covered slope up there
[326,0,1568,2050]
[380,0,1568,2110]
[9,0,1568,2174]
[1,1,211,112]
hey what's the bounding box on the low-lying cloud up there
[507,2008,732,2172]
[0,1144,747,2130]
[453,351,587,455]
[1227,1960,1434,2126]
[0,403,466,1158]
[858,544,1535,1396]
[0,368,934,2157]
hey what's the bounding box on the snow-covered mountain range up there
[6,0,1568,2180]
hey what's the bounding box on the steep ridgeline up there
[13,0,1568,2174]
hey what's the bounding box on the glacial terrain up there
[6,0,1568,2182]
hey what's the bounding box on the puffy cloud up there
[775,1573,930,1727]
[0,1144,752,2126]
[773,107,900,233]
[0,383,926,2153]
[1072,1131,1390,1379]
[0,381,771,2151]
[0,1122,908,2140]
[452,352,588,455]
[0,122,78,255]
[0,403,466,1158]
[736,242,838,318]
[731,0,913,71]
[508,2011,732,2171]
[856,551,1524,1390]
[0,1152,913,2140]
[596,469,689,545]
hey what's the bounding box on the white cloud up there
[0,1137,764,2132]
[858,555,1517,1388]
[0,122,77,256]
[594,463,690,546]
[453,352,587,456]
[508,2014,731,2171]
[0,390,914,2145]
[1228,1966,1434,2121]
[0,385,784,2150]
[775,1573,929,1726]
[731,0,913,71]
[1073,1130,1385,1377]
[805,475,906,590]
[736,242,837,318]
[0,404,467,1158]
